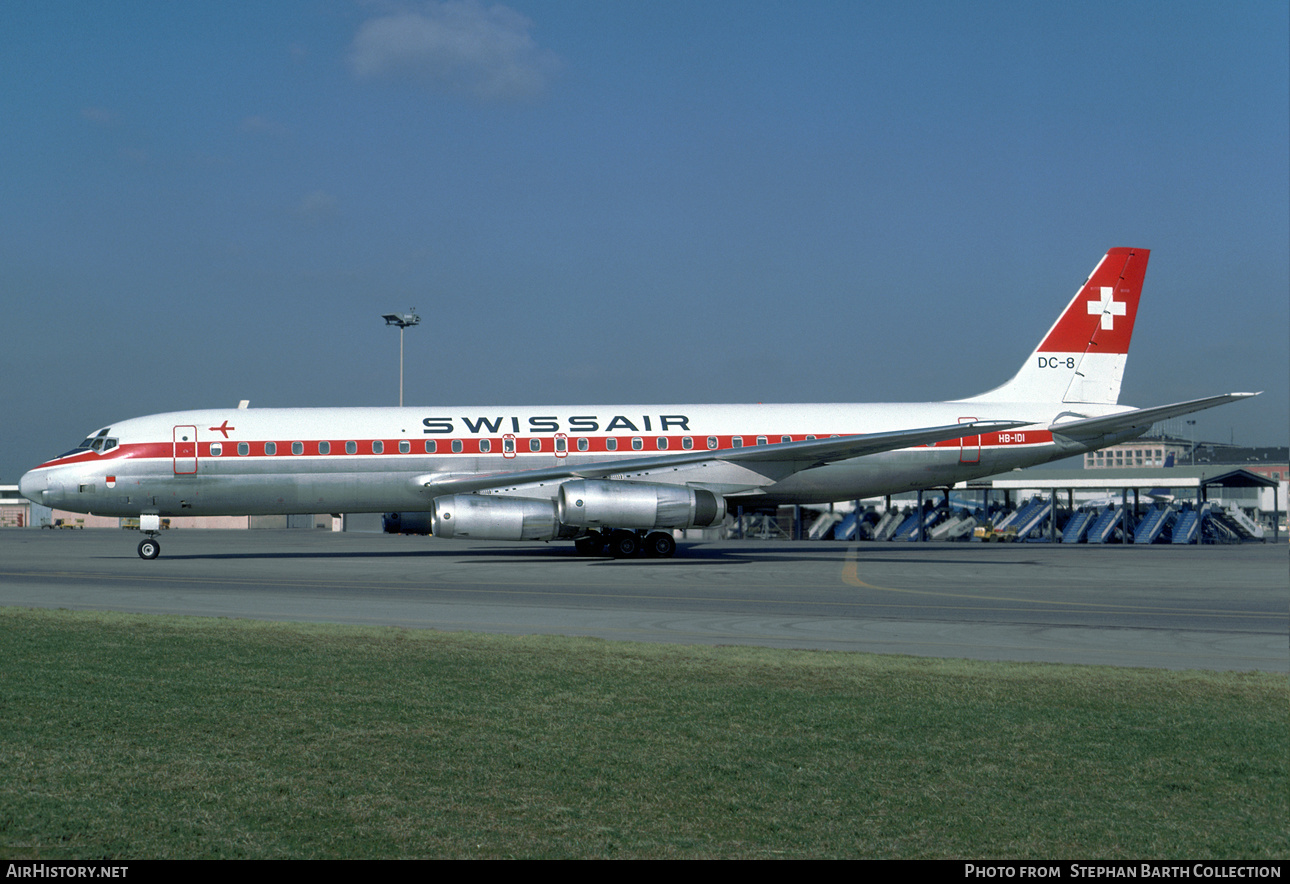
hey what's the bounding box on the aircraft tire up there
[608,530,640,559]
[138,538,160,560]
[643,531,676,558]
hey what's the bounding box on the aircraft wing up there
[415,419,1028,497]
[1048,392,1259,442]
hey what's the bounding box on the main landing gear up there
[137,533,161,559]
[575,529,677,559]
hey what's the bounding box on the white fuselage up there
[20,399,1132,519]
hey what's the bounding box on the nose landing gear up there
[136,514,163,559]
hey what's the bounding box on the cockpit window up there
[58,428,114,459]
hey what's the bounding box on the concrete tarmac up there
[0,529,1285,672]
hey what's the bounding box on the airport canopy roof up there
[962,467,1279,491]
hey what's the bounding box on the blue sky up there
[2,0,1287,481]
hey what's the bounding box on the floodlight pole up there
[382,310,421,407]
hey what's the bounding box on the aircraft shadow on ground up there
[119,542,1044,568]
[120,542,840,565]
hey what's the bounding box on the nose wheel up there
[137,534,161,559]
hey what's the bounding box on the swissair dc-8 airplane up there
[20,248,1255,559]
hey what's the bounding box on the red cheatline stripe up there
[34,430,1052,469]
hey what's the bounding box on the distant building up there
[1189,444,1288,483]
[1084,435,1287,481]
[0,485,30,527]
[1083,437,1187,469]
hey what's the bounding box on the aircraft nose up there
[18,469,47,503]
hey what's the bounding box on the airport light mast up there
[382,310,420,407]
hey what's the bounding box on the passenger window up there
[682,437,693,450]
[346,441,357,454]
[577,438,588,452]
[632,437,643,450]
[530,438,541,452]
[210,443,222,457]
[781,435,791,444]
[292,441,304,455]
[451,440,463,453]
[319,441,330,455]
[264,442,277,456]
[504,437,516,454]
[238,442,249,456]
[425,440,436,453]
[555,437,567,453]
[806,435,816,441]
[399,440,410,454]
[372,441,384,454]
[606,438,618,451]
[731,437,743,448]
[479,439,490,453]
[707,436,718,450]
[657,437,667,450]
[757,436,767,446]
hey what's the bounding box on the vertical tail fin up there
[962,247,1150,405]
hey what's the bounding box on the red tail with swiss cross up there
[962,248,1149,405]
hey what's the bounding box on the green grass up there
[1,608,1285,859]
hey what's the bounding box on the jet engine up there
[431,494,572,541]
[557,479,725,530]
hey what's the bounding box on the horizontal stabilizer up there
[1049,393,1259,442]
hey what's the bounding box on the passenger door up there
[173,425,198,474]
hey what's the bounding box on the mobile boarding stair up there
[871,508,904,541]
[894,506,942,541]
[1061,508,1096,544]
[991,496,1053,542]
[808,511,843,541]
[1213,505,1265,541]
[929,512,978,541]
[830,512,856,541]
[1171,502,1207,545]
[1087,505,1134,544]
[1133,504,1177,544]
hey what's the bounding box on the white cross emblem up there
[1087,286,1127,330]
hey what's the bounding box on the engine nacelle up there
[431,494,568,541]
[557,480,725,530]
[383,512,435,535]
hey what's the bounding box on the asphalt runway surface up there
[1,529,1285,672]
